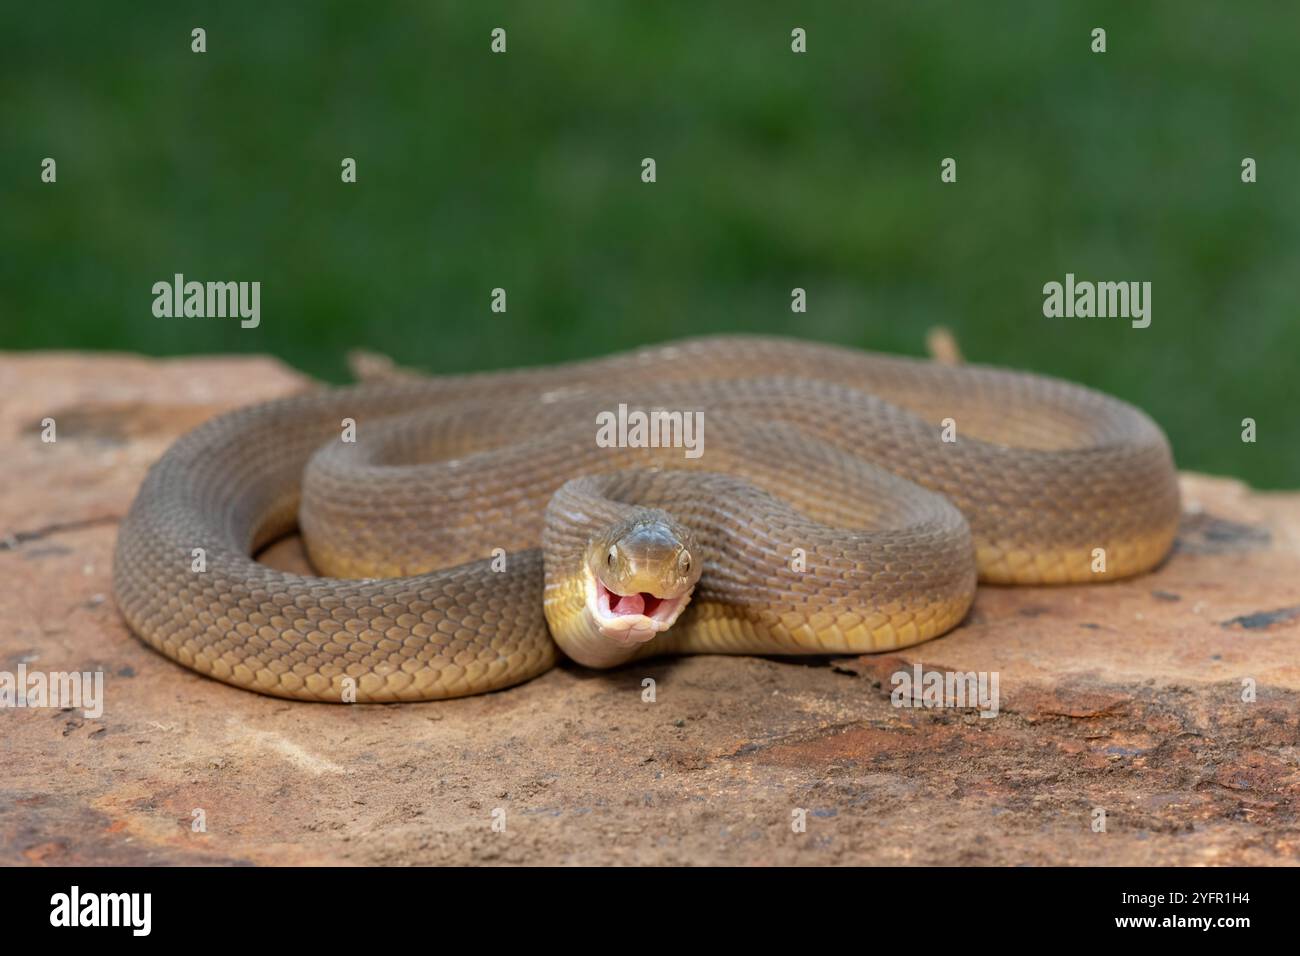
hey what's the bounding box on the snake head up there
[585,509,702,646]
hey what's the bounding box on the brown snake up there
[112,336,1181,701]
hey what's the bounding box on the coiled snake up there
[112,336,1180,701]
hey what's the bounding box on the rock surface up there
[2,352,1297,865]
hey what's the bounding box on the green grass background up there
[2,2,1296,486]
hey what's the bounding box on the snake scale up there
[112,336,1181,702]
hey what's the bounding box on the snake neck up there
[544,581,642,669]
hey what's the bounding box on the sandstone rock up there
[1,352,1296,865]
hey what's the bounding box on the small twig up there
[926,326,964,365]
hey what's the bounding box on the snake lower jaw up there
[593,597,688,645]
[589,571,694,645]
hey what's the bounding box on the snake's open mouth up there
[589,577,690,645]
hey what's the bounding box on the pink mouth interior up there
[598,583,665,618]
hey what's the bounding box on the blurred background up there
[2,2,1296,485]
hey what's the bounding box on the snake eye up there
[607,546,618,568]
[678,550,692,574]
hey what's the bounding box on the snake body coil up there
[112,336,1180,701]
